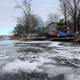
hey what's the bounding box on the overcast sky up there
[0,0,59,35]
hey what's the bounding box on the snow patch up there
[16,41,52,44]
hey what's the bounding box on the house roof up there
[47,22,57,27]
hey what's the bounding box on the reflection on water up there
[0,40,80,80]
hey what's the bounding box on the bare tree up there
[14,0,44,35]
[59,0,80,32]
[15,0,33,33]
[47,13,59,24]
[59,0,68,31]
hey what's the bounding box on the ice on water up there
[0,40,80,80]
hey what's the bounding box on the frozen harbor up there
[0,40,80,80]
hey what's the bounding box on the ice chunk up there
[43,65,73,77]
[2,59,40,73]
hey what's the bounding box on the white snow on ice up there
[1,40,80,80]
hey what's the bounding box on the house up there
[47,22,58,37]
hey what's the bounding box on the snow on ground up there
[16,40,52,44]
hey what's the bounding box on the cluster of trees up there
[13,0,44,36]
[13,0,80,36]
[59,0,80,32]
[47,0,80,33]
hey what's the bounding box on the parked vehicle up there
[57,31,75,37]
[66,32,75,37]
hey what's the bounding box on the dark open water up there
[0,40,80,80]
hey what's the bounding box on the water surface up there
[0,40,80,80]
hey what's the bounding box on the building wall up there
[47,23,57,34]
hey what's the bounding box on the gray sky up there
[0,0,59,35]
